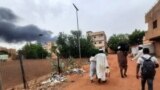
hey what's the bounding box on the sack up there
[141,56,156,78]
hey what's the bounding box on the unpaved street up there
[60,54,160,90]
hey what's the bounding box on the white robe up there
[89,56,96,80]
[95,53,109,81]
[132,50,143,61]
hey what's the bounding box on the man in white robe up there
[95,49,109,83]
[132,45,143,61]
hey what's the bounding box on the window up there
[153,20,157,29]
[98,34,103,38]
[99,41,102,44]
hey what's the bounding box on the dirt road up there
[61,54,160,90]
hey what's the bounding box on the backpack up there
[141,56,156,78]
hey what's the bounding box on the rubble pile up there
[65,68,86,75]
[41,74,67,87]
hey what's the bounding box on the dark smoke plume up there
[0,7,17,22]
[0,7,55,43]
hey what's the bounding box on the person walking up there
[136,48,159,90]
[95,49,109,83]
[89,53,96,83]
[117,46,128,78]
[132,45,143,61]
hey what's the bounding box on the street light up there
[73,3,81,58]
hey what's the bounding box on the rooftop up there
[87,31,106,36]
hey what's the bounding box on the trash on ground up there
[65,68,86,75]
[41,74,67,86]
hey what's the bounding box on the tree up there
[56,32,70,58]
[129,29,145,46]
[80,36,99,57]
[22,43,48,59]
[108,34,129,51]
[56,31,98,58]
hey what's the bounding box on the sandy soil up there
[60,54,160,90]
[0,60,52,89]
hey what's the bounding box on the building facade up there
[43,42,57,59]
[87,31,107,51]
[145,0,160,57]
[0,47,17,60]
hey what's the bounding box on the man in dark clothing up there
[136,48,159,90]
[117,46,128,78]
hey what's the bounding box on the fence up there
[0,58,52,90]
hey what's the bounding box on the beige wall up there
[147,16,160,31]
[87,31,107,51]
[145,1,160,57]
[146,1,160,31]
[145,9,160,40]
[154,41,160,57]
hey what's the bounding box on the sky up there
[0,0,158,49]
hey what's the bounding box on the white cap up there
[117,46,121,49]
[138,45,143,48]
[99,49,103,51]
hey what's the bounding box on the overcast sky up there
[0,0,158,49]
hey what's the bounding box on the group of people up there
[89,45,159,90]
[117,45,159,90]
[89,49,109,83]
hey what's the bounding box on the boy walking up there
[136,48,159,90]
[89,54,96,82]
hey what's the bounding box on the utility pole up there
[73,3,81,58]
[18,51,28,89]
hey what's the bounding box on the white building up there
[87,31,107,51]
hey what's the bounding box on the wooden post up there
[0,74,3,90]
[19,51,28,89]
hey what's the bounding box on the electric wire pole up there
[73,3,81,58]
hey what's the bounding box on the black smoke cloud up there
[0,7,55,43]
[0,7,17,22]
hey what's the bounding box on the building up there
[0,47,17,60]
[43,42,57,59]
[87,31,107,51]
[145,0,160,57]
[43,42,53,53]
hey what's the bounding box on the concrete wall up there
[145,1,160,57]
[154,41,160,57]
[87,31,107,51]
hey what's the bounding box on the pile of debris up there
[65,68,86,75]
[41,74,67,87]
[37,68,85,88]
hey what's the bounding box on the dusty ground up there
[0,58,88,90]
[0,60,52,89]
[0,55,159,90]
[58,54,160,90]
